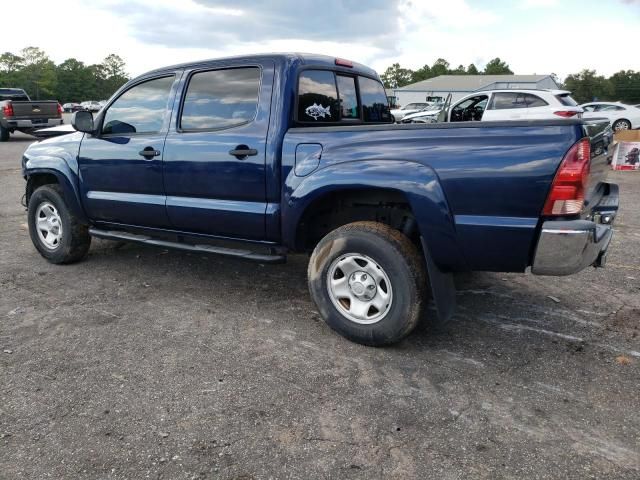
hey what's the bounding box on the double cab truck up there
[20,53,619,346]
[1,88,63,141]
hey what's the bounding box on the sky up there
[4,0,639,81]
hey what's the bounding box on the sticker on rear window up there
[305,103,331,120]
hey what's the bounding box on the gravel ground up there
[1,131,639,479]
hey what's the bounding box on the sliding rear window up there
[556,93,578,106]
[296,70,390,124]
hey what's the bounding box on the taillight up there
[554,110,579,118]
[57,103,63,116]
[2,103,14,117]
[542,138,591,216]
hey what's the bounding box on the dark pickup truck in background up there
[20,53,619,346]
[1,88,63,141]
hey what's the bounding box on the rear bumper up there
[532,183,618,276]
[5,118,63,130]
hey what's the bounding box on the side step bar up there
[89,228,286,264]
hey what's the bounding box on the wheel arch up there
[25,167,88,224]
[283,159,467,273]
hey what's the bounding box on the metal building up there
[393,74,560,106]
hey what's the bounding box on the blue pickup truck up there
[21,53,619,346]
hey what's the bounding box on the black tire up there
[308,221,427,346]
[28,185,91,264]
[612,119,631,131]
[0,125,9,142]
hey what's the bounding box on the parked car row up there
[62,100,107,113]
[397,89,640,130]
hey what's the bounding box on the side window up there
[336,75,358,119]
[180,67,260,131]
[490,92,527,110]
[582,105,596,112]
[600,104,624,112]
[102,76,174,135]
[298,70,339,122]
[524,94,548,107]
[359,76,391,123]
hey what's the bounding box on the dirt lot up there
[1,132,639,479]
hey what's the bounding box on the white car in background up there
[447,89,582,123]
[580,102,640,131]
[390,102,431,122]
[400,103,445,123]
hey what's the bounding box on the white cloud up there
[2,0,638,83]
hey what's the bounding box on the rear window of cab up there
[296,69,391,124]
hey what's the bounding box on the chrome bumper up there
[532,221,612,275]
[532,183,618,276]
[7,118,63,129]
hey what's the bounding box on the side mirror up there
[71,110,95,133]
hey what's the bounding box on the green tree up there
[451,64,466,75]
[0,52,25,87]
[609,70,640,104]
[483,57,513,75]
[410,64,432,83]
[19,46,57,99]
[56,58,93,103]
[430,58,450,77]
[563,69,613,103]
[466,63,479,75]
[99,54,129,100]
[381,63,414,88]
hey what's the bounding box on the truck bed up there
[282,118,611,273]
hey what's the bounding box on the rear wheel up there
[308,221,427,346]
[0,125,9,142]
[612,119,631,131]
[28,185,91,264]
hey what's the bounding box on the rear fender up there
[283,159,467,272]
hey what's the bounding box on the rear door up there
[162,62,273,240]
[78,73,179,227]
[482,92,528,121]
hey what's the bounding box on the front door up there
[162,63,273,240]
[78,74,179,227]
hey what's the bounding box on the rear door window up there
[298,70,339,122]
[180,67,260,131]
[489,92,528,110]
[359,76,391,122]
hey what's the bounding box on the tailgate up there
[10,101,59,118]
[582,119,614,213]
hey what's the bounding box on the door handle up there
[229,145,258,159]
[138,147,161,159]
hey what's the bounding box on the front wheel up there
[28,185,91,264]
[308,221,427,346]
[612,119,631,131]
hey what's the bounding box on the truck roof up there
[143,52,380,80]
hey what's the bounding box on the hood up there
[32,124,76,139]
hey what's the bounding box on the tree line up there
[380,57,513,88]
[0,47,129,103]
[381,58,640,104]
